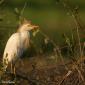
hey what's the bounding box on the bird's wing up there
[3,33,20,62]
[24,36,30,50]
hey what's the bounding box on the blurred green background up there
[0,0,85,55]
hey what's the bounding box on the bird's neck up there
[18,31,30,38]
[17,25,27,32]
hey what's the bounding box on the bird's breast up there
[3,32,30,63]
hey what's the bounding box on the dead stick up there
[58,70,72,85]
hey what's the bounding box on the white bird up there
[3,19,39,73]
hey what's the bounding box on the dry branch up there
[58,70,72,85]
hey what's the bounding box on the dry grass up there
[0,55,85,85]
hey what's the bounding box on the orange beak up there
[31,25,39,30]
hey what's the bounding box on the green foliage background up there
[0,0,85,54]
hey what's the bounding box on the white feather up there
[3,20,38,71]
[3,31,30,63]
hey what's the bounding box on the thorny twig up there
[75,65,84,81]
[19,1,27,21]
[57,0,85,71]
[14,1,27,23]
[58,62,84,85]
[38,30,68,71]
[56,0,85,83]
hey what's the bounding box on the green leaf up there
[33,29,40,37]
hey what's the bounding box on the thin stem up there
[19,1,27,21]
[61,0,83,69]
[39,30,68,70]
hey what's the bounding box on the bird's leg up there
[11,62,13,73]
[11,61,16,79]
[13,65,16,80]
[11,63,16,80]
[14,66,15,75]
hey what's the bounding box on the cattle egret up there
[3,19,39,74]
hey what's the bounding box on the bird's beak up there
[32,25,39,30]
[28,24,39,31]
[32,25,40,36]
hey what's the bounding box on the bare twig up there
[19,1,27,21]
[5,71,46,85]
[58,70,72,85]
[58,0,84,70]
[74,65,84,81]
[38,30,68,71]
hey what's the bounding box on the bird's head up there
[18,18,39,32]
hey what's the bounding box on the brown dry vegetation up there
[1,55,85,85]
